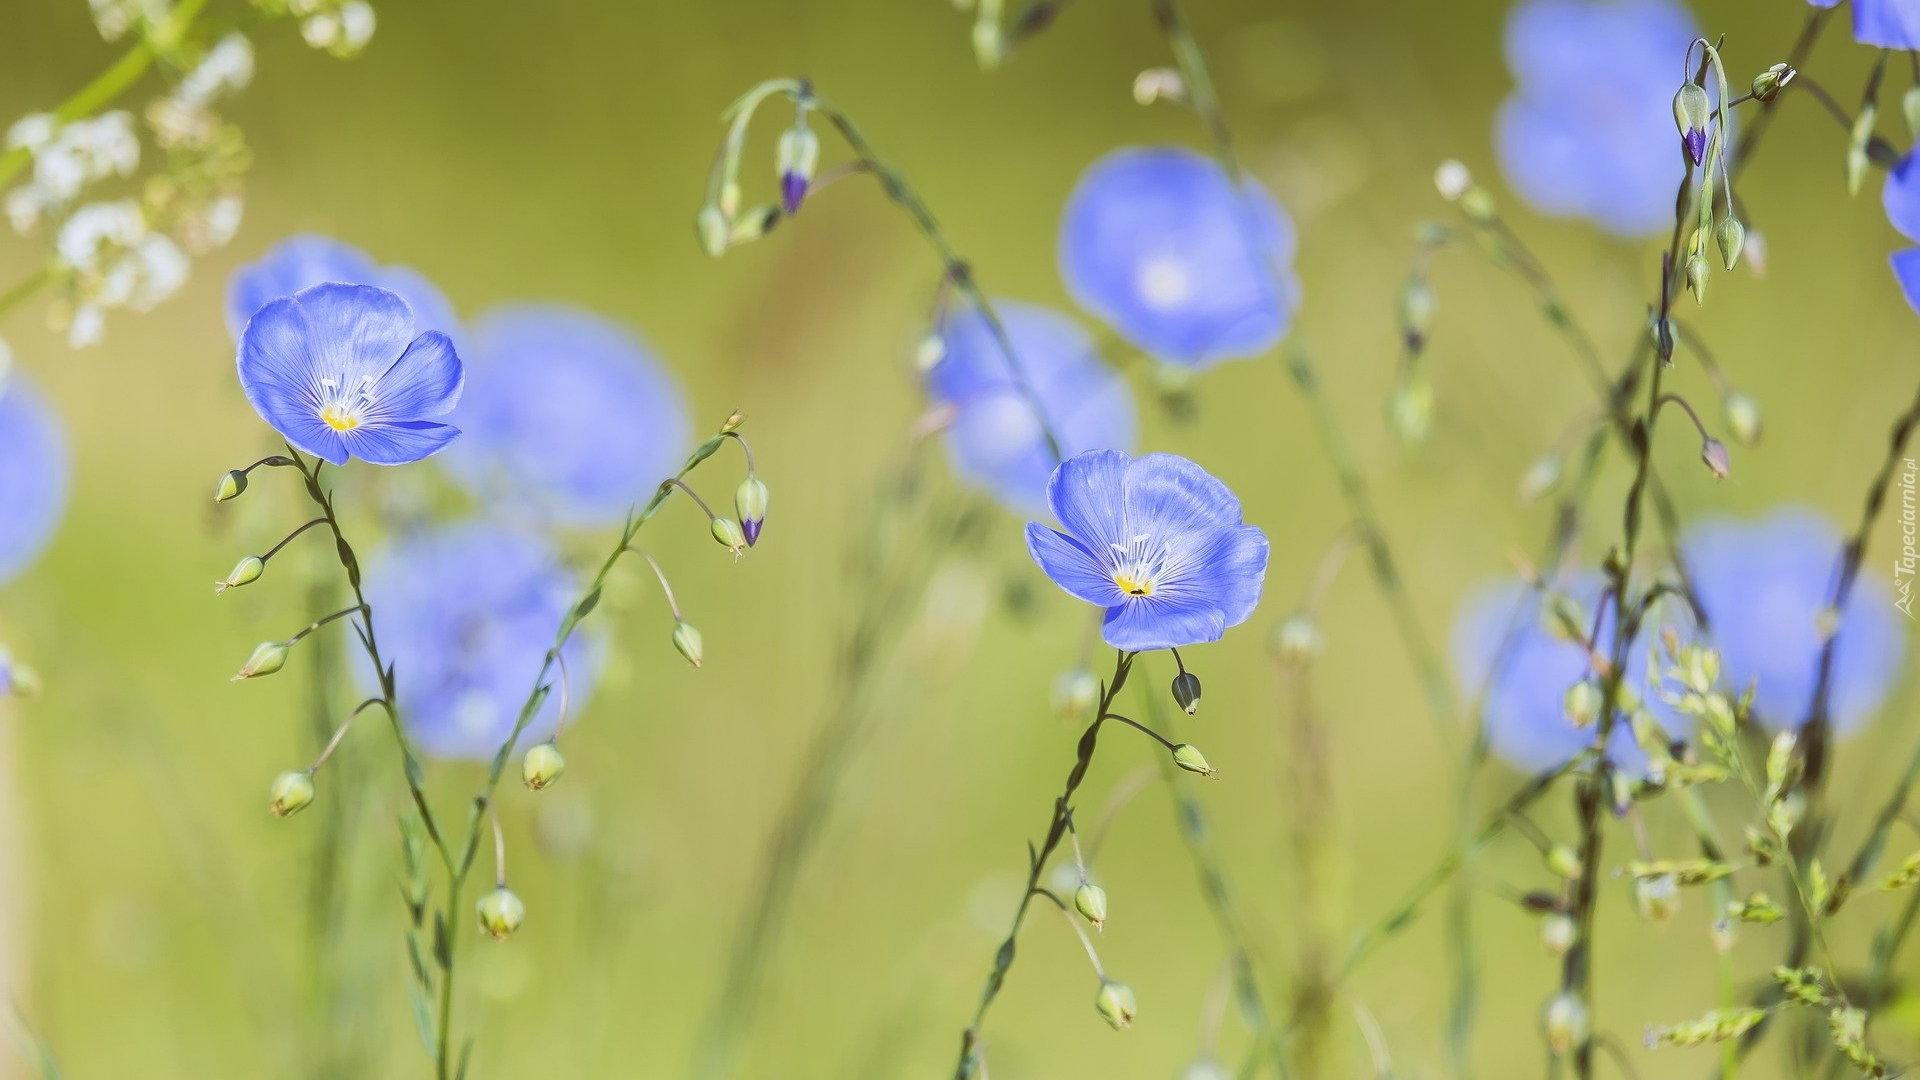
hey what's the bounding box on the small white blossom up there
[301,12,341,49]
[6,114,56,152]
[57,199,147,273]
[67,304,105,348]
[176,34,255,107]
[1434,159,1472,202]
[338,2,376,52]
[5,185,52,235]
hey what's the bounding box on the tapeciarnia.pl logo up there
[1899,457,1917,620]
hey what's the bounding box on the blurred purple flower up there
[237,283,463,466]
[1026,449,1268,651]
[1681,507,1905,735]
[1496,0,1701,237]
[1059,147,1297,370]
[1837,0,1920,49]
[0,372,69,584]
[441,305,691,526]
[1881,153,1920,312]
[925,300,1136,516]
[1450,576,1689,775]
[226,234,460,343]
[364,522,595,760]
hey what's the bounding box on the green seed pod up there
[522,742,566,791]
[1686,254,1711,306]
[672,620,704,668]
[476,887,526,941]
[1547,843,1584,881]
[1171,743,1216,778]
[1073,882,1108,930]
[1170,671,1202,715]
[215,469,248,502]
[1094,979,1137,1030]
[1716,215,1745,271]
[233,641,289,681]
[1563,679,1601,728]
[269,771,315,817]
[216,555,265,594]
[710,517,747,555]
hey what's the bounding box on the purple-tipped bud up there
[774,126,819,217]
[1683,129,1707,167]
[734,476,768,547]
[1673,83,1711,167]
[779,172,807,216]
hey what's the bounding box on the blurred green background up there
[3,0,1919,1076]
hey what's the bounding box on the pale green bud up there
[215,555,265,594]
[1543,991,1589,1056]
[1433,160,1473,202]
[1848,104,1878,196]
[215,469,247,502]
[522,742,565,791]
[1751,63,1793,103]
[710,516,747,556]
[1716,215,1745,271]
[1458,186,1496,223]
[727,205,781,245]
[1563,679,1601,728]
[1073,882,1108,930]
[971,18,1004,68]
[1387,372,1433,445]
[1540,912,1575,957]
[269,771,315,817]
[673,620,704,668]
[1722,393,1761,447]
[1171,743,1216,778]
[1701,437,1730,480]
[1094,979,1137,1030]
[1906,86,1920,137]
[1547,843,1584,881]
[696,205,729,258]
[476,886,526,941]
[1519,453,1562,502]
[1399,278,1436,341]
[1686,254,1710,306]
[735,476,768,546]
[232,641,289,681]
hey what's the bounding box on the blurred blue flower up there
[440,305,691,526]
[1682,508,1905,735]
[1837,0,1920,48]
[226,234,460,343]
[1058,147,1297,370]
[1025,449,1268,650]
[1451,576,1687,774]
[1881,154,1920,312]
[0,372,68,584]
[1496,0,1700,237]
[238,283,463,466]
[364,522,595,760]
[924,300,1136,516]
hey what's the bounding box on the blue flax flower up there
[1025,449,1268,650]
[1808,0,1920,48]
[1682,508,1904,735]
[1451,576,1688,775]
[363,522,595,760]
[0,372,69,584]
[924,300,1136,516]
[237,283,464,466]
[1496,0,1700,237]
[226,234,459,343]
[1880,154,1920,313]
[440,305,691,526]
[1059,147,1297,370]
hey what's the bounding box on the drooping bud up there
[1518,453,1562,502]
[775,124,820,216]
[1686,254,1710,306]
[1171,743,1216,778]
[735,476,769,547]
[696,205,729,258]
[215,555,265,594]
[215,469,248,502]
[1051,666,1100,721]
[1540,912,1576,957]
[1636,873,1681,924]
[232,641,289,681]
[522,742,566,790]
[1131,67,1185,106]
[1547,843,1584,881]
[672,620,704,668]
[269,771,315,817]
[1673,83,1710,165]
[1848,104,1878,196]
[1074,882,1109,930]
[727,205,781,245]
[1701,437,1730,480]
[710,516,747,556]
[1563,679,1602,728]
[1433,159,1472,202]
[1170,671,1202,715]
[1270,613,1323,664]
[476,886,526,941]
[1543,992,1590,1056]
[1094,979,1138,1030]
[1751,63,1794,103]
[1719,392,1761,448]
[1716,215,1745,271]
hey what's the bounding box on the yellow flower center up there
[321,405,361,432]
[1114,568,1155,597]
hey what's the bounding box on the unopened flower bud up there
[1458,186,1496,223]
[1172,743,1216,778]
[728,205,781,245]
[1519,453,1562,502]
[775,125,820,215]
[1563,679,1601,728]
[735,476,769,547]
[1636,873,1681,924]
[710,516,747,555]
[721,410,746,433]
[1094,979,1137,1030]
[1543,991,1590,1056]
[672,620,704,668]
[1132,67,1184,106]
[1751,63,1793,103]
[232,641,289,681]
[1547,843,1583,881]
[1673,83,1710,165]
[1051,666,1100,720]
[1848,104,1878,196]
[1540,912,1576,956]
[1701,437,1730,479]
[216,555,264,594]
[696,205,729,258]
[1387,372,1433,445]
[1400,278,1435,344]
[972,18,1004,68]
[1722,392,1761,447]
[1686,254,1710,306]
[1434,159,1472,202]
[1170,670,1202,715]
[1716,215,1745,270]
[476,886,525,941]
[215,469,248,502]
[522,742,565,790]
[269,770,315,817]
[1074,882,1108,930]
[1270,613,1322,664]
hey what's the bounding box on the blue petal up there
[371,331,463,423]
[1894,249,1920,314]
[226,235,379,339]
[1026,522,1126,607]
[0,373,69,584]
[291,283,416,384]
[237,295,346,462]
[1121,452,1243,539]
[1887,154,1920,243]
[343,420,461,466]
[1102,593,1227,651]
[1855,0,1920,47]
[1169,523,1269,629]
[1047,448,1132,554]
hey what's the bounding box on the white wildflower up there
[176,34,255,107]
[338,2,375,52]
[56,199,147,273]
[5,114,56,152]
[67,304,105,348]
[301,12,341,49]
